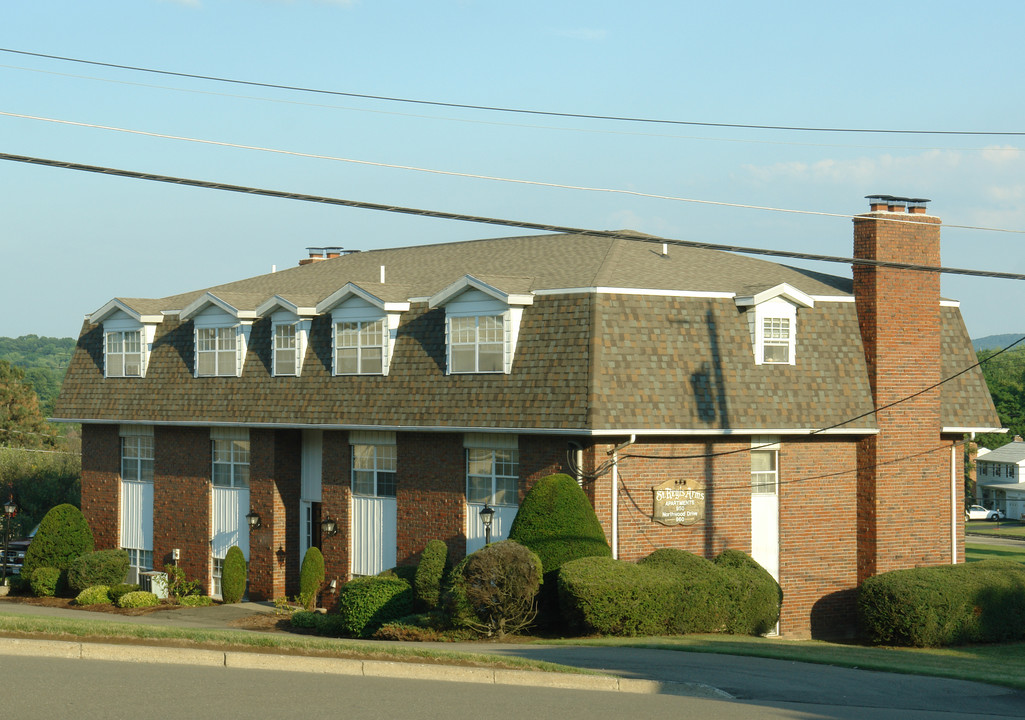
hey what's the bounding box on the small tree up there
[299,546,325,609]
[414,539,449,611]
[221,546,247,603]
[453,540,542,638]
[21,503,94,592]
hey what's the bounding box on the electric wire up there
[6,111,1025,238]
[3,47,1024,137]
[4,152,1025,280]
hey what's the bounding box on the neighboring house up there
[977,437,1025,520]
[53,196,1000,638]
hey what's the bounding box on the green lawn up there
[966,542,1025,564]
[965,519,1025,537]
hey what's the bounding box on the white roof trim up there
[256,295,318,318]
[946,427,1007,435]
[179,292,259,321]
[734,283,815,309]
[89,299,164,325]
[428,275,533,309]
[315,283,411,314]
[940,299,961,308]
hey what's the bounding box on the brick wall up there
[80,424,120,549]
[321,430,351,600]
[249,429,301,601]
[396,432,466,565]
[854,208,947,580]
[153,426,211,590]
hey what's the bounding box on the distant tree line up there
[0,335,76,417]
[975,344,1025,450]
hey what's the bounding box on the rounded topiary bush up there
[713,549,782,635]
[414,539,449,611]
[508,474,611,574]
[117,590,159,608]
[335,576,414,638]
[67,549,129,595]
[29,566,61,598]
[859,560,1025,647]
[22,504,95,593]
[74,585,112,606]
[221,546,247,603]
[451,540,543,637]
[299,546,325,609]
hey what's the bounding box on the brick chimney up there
[298,246,344,266]
[853,195,945,580]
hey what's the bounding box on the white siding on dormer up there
[329,296,401,376]
[444,290,523,374]
[269,309,311,377]
[102,310,157,378]
[747,297,798,366]
[193,306,252,378]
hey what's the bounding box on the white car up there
[965,505,1004,521]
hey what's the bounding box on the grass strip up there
[543,634,1025,690]
[0,612,588,675]
[966,542,1025,564]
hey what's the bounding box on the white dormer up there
[428,276,533,375]
[180,293,258,378]
[255,295,317,377]
[734,283,814,366]
[316,283,410,376]
[89,299,164,378]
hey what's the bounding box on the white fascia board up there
[316,283,410,314]
[734,283,815,309]
[429,275,533,309]
[531,287,736,299]
[945,427,1008,434]
[809,295,856,303]
[256,295,317,318]
[89,298,164,325]
[180,292,258,322]
[53,417,879,437]
[940,299,961,308]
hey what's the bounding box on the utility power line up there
[4,151,1025,281]
[3,47,1024,137]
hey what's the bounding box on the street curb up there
[0,637,730,699]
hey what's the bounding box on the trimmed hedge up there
[859,560,1025,647]
[74,585,112,606]
[508,473,611,574]
[178,594,214,607]
[67,549,129,595]
[22,504,94,581]
[117,590,160,608]
[29,567,61,598]
[335,576,414,638]
[221,546,247,603]
[108,583,140,604]
[414,540,449,611]
[559,549,782,637]
[299,546,325,609]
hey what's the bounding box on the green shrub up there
[177,594,214,607]
[117,590,159,608]
[164,564,201,599]
[859,560,1025,647]
[108,583,140,603]
[451,540,543,637]
[29,567,60,598]
[299,546,325,610]
[508,473,610,573]
[414,540,449,611]
[335,576,414,638]
[74,585,112,606]
[67,549,129,595]
[378,564,418,584]
[221,546,247,603]
[713,550,782,635]
[290,610,320,629]
[21,504,95,585]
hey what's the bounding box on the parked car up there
[965,505,1005,521]
[0,526,36,576]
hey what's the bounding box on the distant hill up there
[0,335,76,417]
[973,333,1025,352]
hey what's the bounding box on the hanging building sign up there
[652,478,705,526]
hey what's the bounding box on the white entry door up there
[351,495,397,575]
[211,486,249,598]
[750,439,780,582]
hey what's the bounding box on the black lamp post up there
[320,518,338,538]
[479,503,495,545]
[2,498,17,584]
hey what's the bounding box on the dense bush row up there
[858,560,1025,647]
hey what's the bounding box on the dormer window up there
[257,295,315,378]
[316,282,410,377]
[180,293,256,379]
[89,299,163,379]
[273,323,298,376]
[735,283,813,367]
[428,275,533,376]
[106,330,143,377]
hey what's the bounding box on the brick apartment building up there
[53,196,1000,637]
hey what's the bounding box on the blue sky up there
[3,0,1024,339]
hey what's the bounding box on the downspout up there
[610,435,636,560]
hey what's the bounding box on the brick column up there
[80,423,120,550]
[248,429,301,601]
[153,426,211,589]
[396,432,465,564]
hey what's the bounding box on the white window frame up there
[196,326,240,377]
[121,433,154,483]
[351,438,397,498]
[448,313,506,374]
[272,322,299,376]
[105,329,144,378]
[125,548,153,575]
[212,429,250,488]
[466,445,519,506]
[735,284,811,367]
[751,439,779,496]
[334,318,386,375]
[761,317,791,364]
